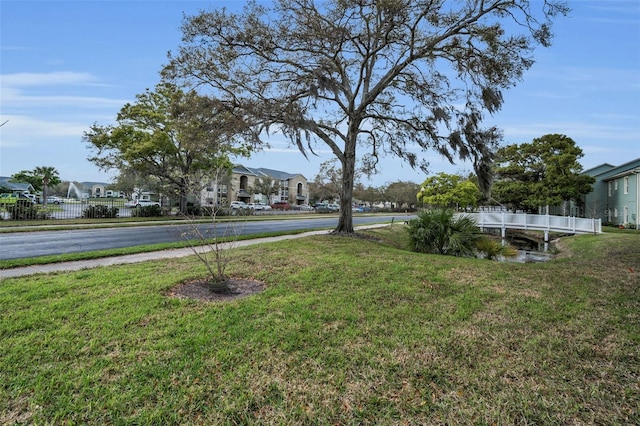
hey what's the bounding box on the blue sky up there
[1,0,639,187]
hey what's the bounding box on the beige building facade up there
[200,165,309,207]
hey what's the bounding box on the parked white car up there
[230,201,248,209]
[125,200,160,208]
[295,204,314,211]
[247,202,271,211]
[46,196,64,204]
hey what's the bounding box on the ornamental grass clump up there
[475,236,519,260]
[406,208,480,257]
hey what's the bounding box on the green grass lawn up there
[1,227,638,424]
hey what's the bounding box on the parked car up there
[294,204,314,211]
[125,200,161,208]
[230,201,248,209]
[247,202,271,211]
[270,201,291,210]
[45,196,64,204]
[327,203,340,212]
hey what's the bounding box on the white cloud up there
[0,115,91,147]
[1,88,129,109]
[1,71,100,87]
[500,120,640,142]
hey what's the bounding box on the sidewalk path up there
[1,225,388,279]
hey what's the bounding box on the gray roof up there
[599,158,640,181]
[232,165,260,176]
[247,167,305,181]
[0,176,35,192]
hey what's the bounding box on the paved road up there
[0,221,403,278]
[0,215,411,260]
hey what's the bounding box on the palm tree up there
[406,208,480,257]
[34,167,60,207]
[10,166,61,205]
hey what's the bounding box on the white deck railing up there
[458,212,602,234]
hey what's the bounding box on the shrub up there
[6,201,51,220]
[131,204,163,217]
[406,208,480,257]
[186,204,201,216]
[82,204,119,219]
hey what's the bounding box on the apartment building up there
[199,165,309,207]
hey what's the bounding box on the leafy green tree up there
[383,181,421,209]
[353,183,384,208]
[492,134,595,213]
[309,160,345,203]
[84,83,253,214]
[109,169,151,199]
[406,208,480,257]
[417,173,482,209]
[251,176,279,202]
[163,0,567,233]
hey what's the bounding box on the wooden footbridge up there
[458,211,602,241]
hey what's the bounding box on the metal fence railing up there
[0,198,322,220]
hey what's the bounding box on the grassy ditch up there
[1,227,638,424]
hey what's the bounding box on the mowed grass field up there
[1,227,638,425]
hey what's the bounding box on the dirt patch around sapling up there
[167,277,266,302]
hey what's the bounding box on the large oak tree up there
[384,181,421,209]
[492,134,595,212]
[84,83,254,214]
[164,0,568,232]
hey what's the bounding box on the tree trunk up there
[42,177,49,207]
[334,140,356,234]
[179,180,189,215]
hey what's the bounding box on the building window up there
[614,180,618,191]
[608,182,612,197]
[614,207,618,218]
[624,206,629,223]
[624,176,629,194]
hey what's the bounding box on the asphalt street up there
[0,222,400,279]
